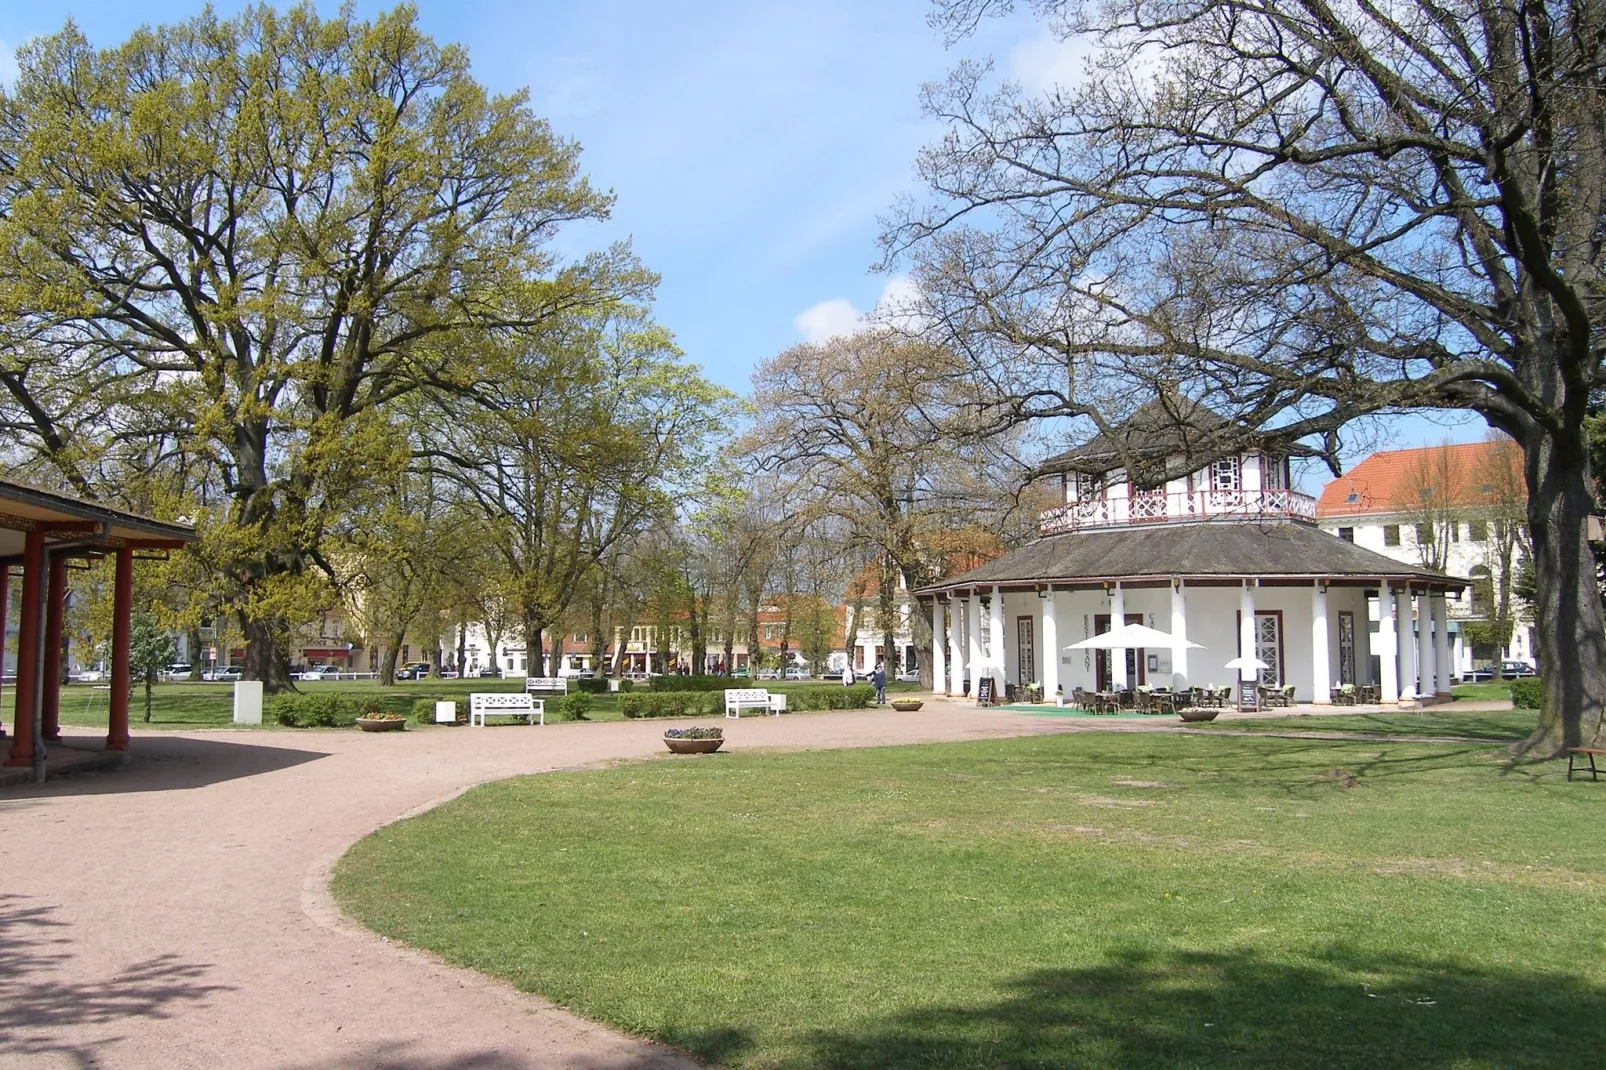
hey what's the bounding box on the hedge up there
[575,678,633,695]
[621,683,877,718]
[270,692,413,728]
[1510,677,1542,709]
[648,675,729,693]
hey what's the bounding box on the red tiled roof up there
[1316,440,1521,518]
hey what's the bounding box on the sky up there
[0,0,1484,482]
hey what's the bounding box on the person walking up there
[843,662,854,686]
[872,660,887,705]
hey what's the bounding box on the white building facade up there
[919,403,1464,705]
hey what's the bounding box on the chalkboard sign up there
[1238,679,1259,711]
[976,676,995,707]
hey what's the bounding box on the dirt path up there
[0,698,1509,1068]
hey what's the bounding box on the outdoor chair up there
[1334,684,1358,706]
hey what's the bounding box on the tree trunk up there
[143,676,153,723]
[485,621,502,676]
[241,617,297,694]
[1519,439,1606,755]
[456,621,467,676]
[378,633,404,686]
[186,626,202,680]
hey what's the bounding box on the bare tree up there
[1397,445,1462,573]
[892,0,1606,752]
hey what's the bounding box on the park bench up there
[470,692,544,727]
[524,676,569,697]
[724,688,785,719]
[1568,747,1605,782]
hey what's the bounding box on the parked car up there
[755,668,782,680]
[299,667,331,681]
[396,662,433,681]
[729,668,749,678]
[895,670,921,683]
[74,668,106,682]
[214,667,243,682]
[162,662,194,680]
[1466,660,1537,682]
[783,667,810,680]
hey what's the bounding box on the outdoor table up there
[1358,684,1380,704]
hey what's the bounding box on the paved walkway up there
[0,698,1508,1068]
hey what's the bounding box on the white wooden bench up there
[470,692,544,727]
[524,676,569,697]
[724,688,785,718]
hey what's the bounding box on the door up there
[1016,616,1035,685]
[1094,613,1145,691]
[1338,611,1356,685]
[1254,611,1283,685]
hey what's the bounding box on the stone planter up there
[665,737,724,754]
[1177,708,1219,723]
[889,699,924,712]
[355,716,406,732]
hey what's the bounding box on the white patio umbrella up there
[1067,622,1203,691]
[1065,622,1203,652]
[1222,654,1271,680]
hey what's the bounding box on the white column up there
[1398,588,1418,700]
[1238,582,1257,681]
[967,593,982,698]
[990,585,1006,685]
[931,600,947,696]
[1111,583,1128,689]
[1042,589,1060,699]
[1310,582,1331,705]
[1433,593,1451,696]
[1170,581,1189,690]
[1378,585,1399,703]
[947,598,963,695]
[1416,592,1435,702]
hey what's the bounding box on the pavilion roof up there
[917,520,1461,594]
[0,479,195,559]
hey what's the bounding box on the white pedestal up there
[434,700,457,724]
[232,680,263,725]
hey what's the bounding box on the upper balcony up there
[1039,487,1318,536]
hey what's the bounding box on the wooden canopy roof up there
[0,479,195,560]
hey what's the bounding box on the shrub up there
[412,698,443,725]
[270,693,361,728]
[620,691,722,718]
[769,683,875,712]
[554,693,593,721]
[574,678,610,695]
[1510,677,1542,709]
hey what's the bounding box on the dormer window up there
[1211,457,1241,492]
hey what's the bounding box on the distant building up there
[1315,440,1533,676]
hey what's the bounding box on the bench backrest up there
[524,676,569,694]
[724,688,770,703]
[471,692,537,711]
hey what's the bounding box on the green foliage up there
[271,692,414,727]
[1510,678,1543,709]
[553,693,593,721]
[412,699,443,725]
[128,613,175,686]
[620,684,876,718]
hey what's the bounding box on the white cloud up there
[0,39,19,91]
[794,298,864,345]
[1009,30,1096,95]
[793,277,926,344]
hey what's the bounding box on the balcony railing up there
[1039,488,1318,535]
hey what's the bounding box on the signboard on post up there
[1238,679,1259,711]
[976,677,995,707]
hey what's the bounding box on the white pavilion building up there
[918,401,1466,705]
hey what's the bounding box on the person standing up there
[872,660,887,705]
[843,661,854,686]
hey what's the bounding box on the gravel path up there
[0,698,1509,1068]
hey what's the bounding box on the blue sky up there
[0,0,1483,480]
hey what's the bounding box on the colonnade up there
[932,579,1455,706]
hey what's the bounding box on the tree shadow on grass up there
[800,945,1606,1069]
[0,893,233,1066]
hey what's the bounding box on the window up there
[1450,523,1460,543]
[1383,525,1401,546]
[1414,523,1432,544]
[572,633,587,644]
[1211,457,1241,491]
[1261,454,1286,490]
[1338,527,1355,542]
[1469,519,1489,541]
[1074,473,1104,501]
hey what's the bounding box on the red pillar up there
[0,565,9,739]
[41,555,66,742]
[106,547,133,752]
[5,529,44,767]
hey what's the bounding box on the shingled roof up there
[1041,396,1227,473]
[917,520,1460,594]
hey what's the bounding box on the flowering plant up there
[357,711,405,722]
[664,726,722,740]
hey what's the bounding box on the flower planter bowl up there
[665,737,724,754]
[356,716,406,732]
[890,699,924,712]
[1177,708,1219,723]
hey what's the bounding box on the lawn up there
[1196,708,1537,742]
[333,731,1606,1069]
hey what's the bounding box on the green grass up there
[1194,708,1537,742]
[1451,682,1516,702]
[333,732,1606,1069]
